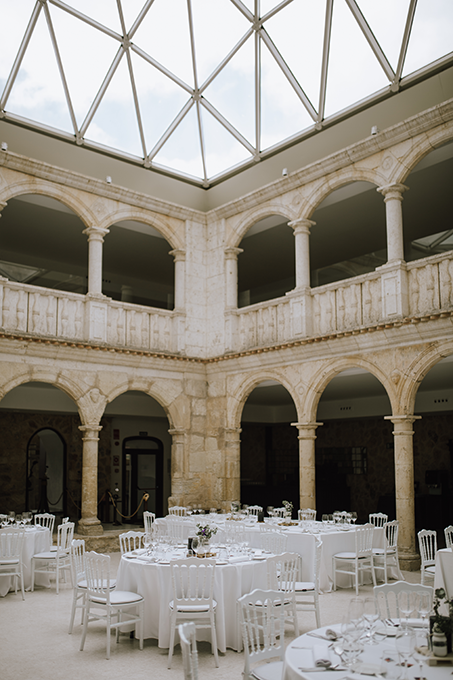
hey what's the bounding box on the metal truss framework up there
[0,0,452,187]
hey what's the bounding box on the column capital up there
[82,225,109,241]
[377,183,409,201]
[288,218,316,233]
[169,248,186,262]
[0,201,8,214]
[168,428,186,438]
[384,415,421,428]
[225,246,243,260]
[79,424,102,441]
[291,422,323,438]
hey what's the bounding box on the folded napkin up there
[313,644,333,668]
[296,644,334,672]
[229,555,249,564]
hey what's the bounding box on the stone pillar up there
[77,424,103,535]
[169,249,186,310]
[224,427,242,507]
[377,183,408,264]
[83,226,109,297]
[384,414,421,570]
[167,428,187,506]
[288,218,315,290]
[292,422,323,509]
[225,247,243,309]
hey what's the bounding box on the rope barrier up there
[107,491,149,519]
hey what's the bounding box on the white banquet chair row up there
[31,520,74,594]
[298,508,316,521]
[418,528,436,585]
[369,512,388,527]
[332,522,376,595]
[445,524,453,549]
[143,510,155,533]
[374,580,433,620]
[0,527,25,599]
[119,530,145,554]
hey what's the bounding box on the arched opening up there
[413,354,453,539]
[0,194,87,294]
[240,380,298,508]
[403,140,453,263]
[105,390,172,524]
[103,220,174,310]
[238,215,294,307]
[315,368,393,521]
[27,428,66,515]
[310,181,385,287]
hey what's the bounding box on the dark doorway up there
[27,428,66,515]
[122,437,163,522]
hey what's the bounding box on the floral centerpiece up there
[282,500,293,519]
[430,587,453,653]
[196,523,218,541]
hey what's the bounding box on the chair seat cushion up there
[169,599,217,612]
[79,579,115,590]
[0,558,20,566]
[251,660,284,680]
[90,590,143,605]
[33,551,58,560]
[333,552,369,560]
[424,566,436,574]
[372,548,396,555]
[295,581,315,592]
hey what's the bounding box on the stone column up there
[77,424,103,535]
[288,218,315,290]
[169,249,186,310]
[225,247,243,309]
[167,428,187,506]
[292,422,323,509]
[0,204,8,281]
[224,427,242,508]
[377,183,408,264]
[384,414,421,570]
[83,226,109,297]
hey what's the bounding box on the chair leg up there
[210,612,220,667]
[69,591,77,634]
[167,615,176,669]
[314,594,321,628]
[80,601,89,651]
[106,610,111,660]
[333,558,336,591]
[138,601,144,651]
[19,562,25,600]
[31,558,35,592]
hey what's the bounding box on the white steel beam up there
[344,0,395,81]
[318,0,333,123]
[395,0,418,82]
[146,98,194,161]
[79,47,125,137]
[131,44,193,94]
[200,98,255,154]
[49,0,122,41]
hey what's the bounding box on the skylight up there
[0,0,452,186]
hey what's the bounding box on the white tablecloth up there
[283,622,437,680]
[434,548,453,601]
[115,551,268,652]
[0,525,51,596]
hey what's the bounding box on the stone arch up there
[104,378,183,431]
[99,207,184,251]
[228,203,298,248]
[227,369,300,431]
[0,178,95,229]
[391,124,453,185]
[0,368,85,404]
[399,340,453,414]
[304,356,395,423]
[303,168,383,219]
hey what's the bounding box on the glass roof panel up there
[357,0,410,71]
[264,0,326,113]
[120,0,148,33]
[200,106,253,178]
[6,8,74,133]
[260,36,314,150]
[85,55,144,157]
[191,0,250,87]
[66,0,122,34]
[202,35,255,145]
[133,0,194,88]
[403,0,453,77]
[153,104,204,179]
[324,0,390,118]
[131,50,190,152]
[48,2,121,127]
[0,0,36,95]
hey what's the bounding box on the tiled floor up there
[0,556,421,680]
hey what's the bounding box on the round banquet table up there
[283,622,439,680]
[434,547,453,605]
[115,548,269,652]
[0,525,51,596]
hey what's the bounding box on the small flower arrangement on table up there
[282,500,293,518]
[432,587,453,637]
[196,524,218,541]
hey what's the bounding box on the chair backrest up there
[119,531,145,554]
[57,521,74,554]
[179,622,199,680]
[418,529,437,566]
[374,581,433,619]
[247,505,263,516]
[383,520,399,549]
[259,529,287,555]
[61,517,69,524]
[267,552,300,593]
[445,525,453,549]
[355,523,374,556]
[34,513,55,534]
[84,551,112,603]
[166,517,187,543]
[143,511,155,533]
[169,506,187,517]
[70,538,86,587]
[170,558,216,609]
[298,508,316,521]
[272,508,286,518]
[369,513,388,527]
[0,528,25,560]
[313,537,323,590]
[238,588,287,678]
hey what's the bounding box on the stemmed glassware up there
[144,531,153,556]
[350,512,358,525]
[363,597,379,644]
[395,626,416,680]
[397,591,419,626]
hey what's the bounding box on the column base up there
[398,552,420,572]
[77,517,104,536]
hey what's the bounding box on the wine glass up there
[413,629,429,680]
[144,531,153,556]
[398,591,419,626]
[350,512,358,525]
[363,597,379,644]
[395,626,416,680]
[348,597,365,626]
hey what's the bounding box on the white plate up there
[375,626,398,637]
[253,555,266,560]
[354,663,382,675]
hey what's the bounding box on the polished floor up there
[0,555,421,680]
